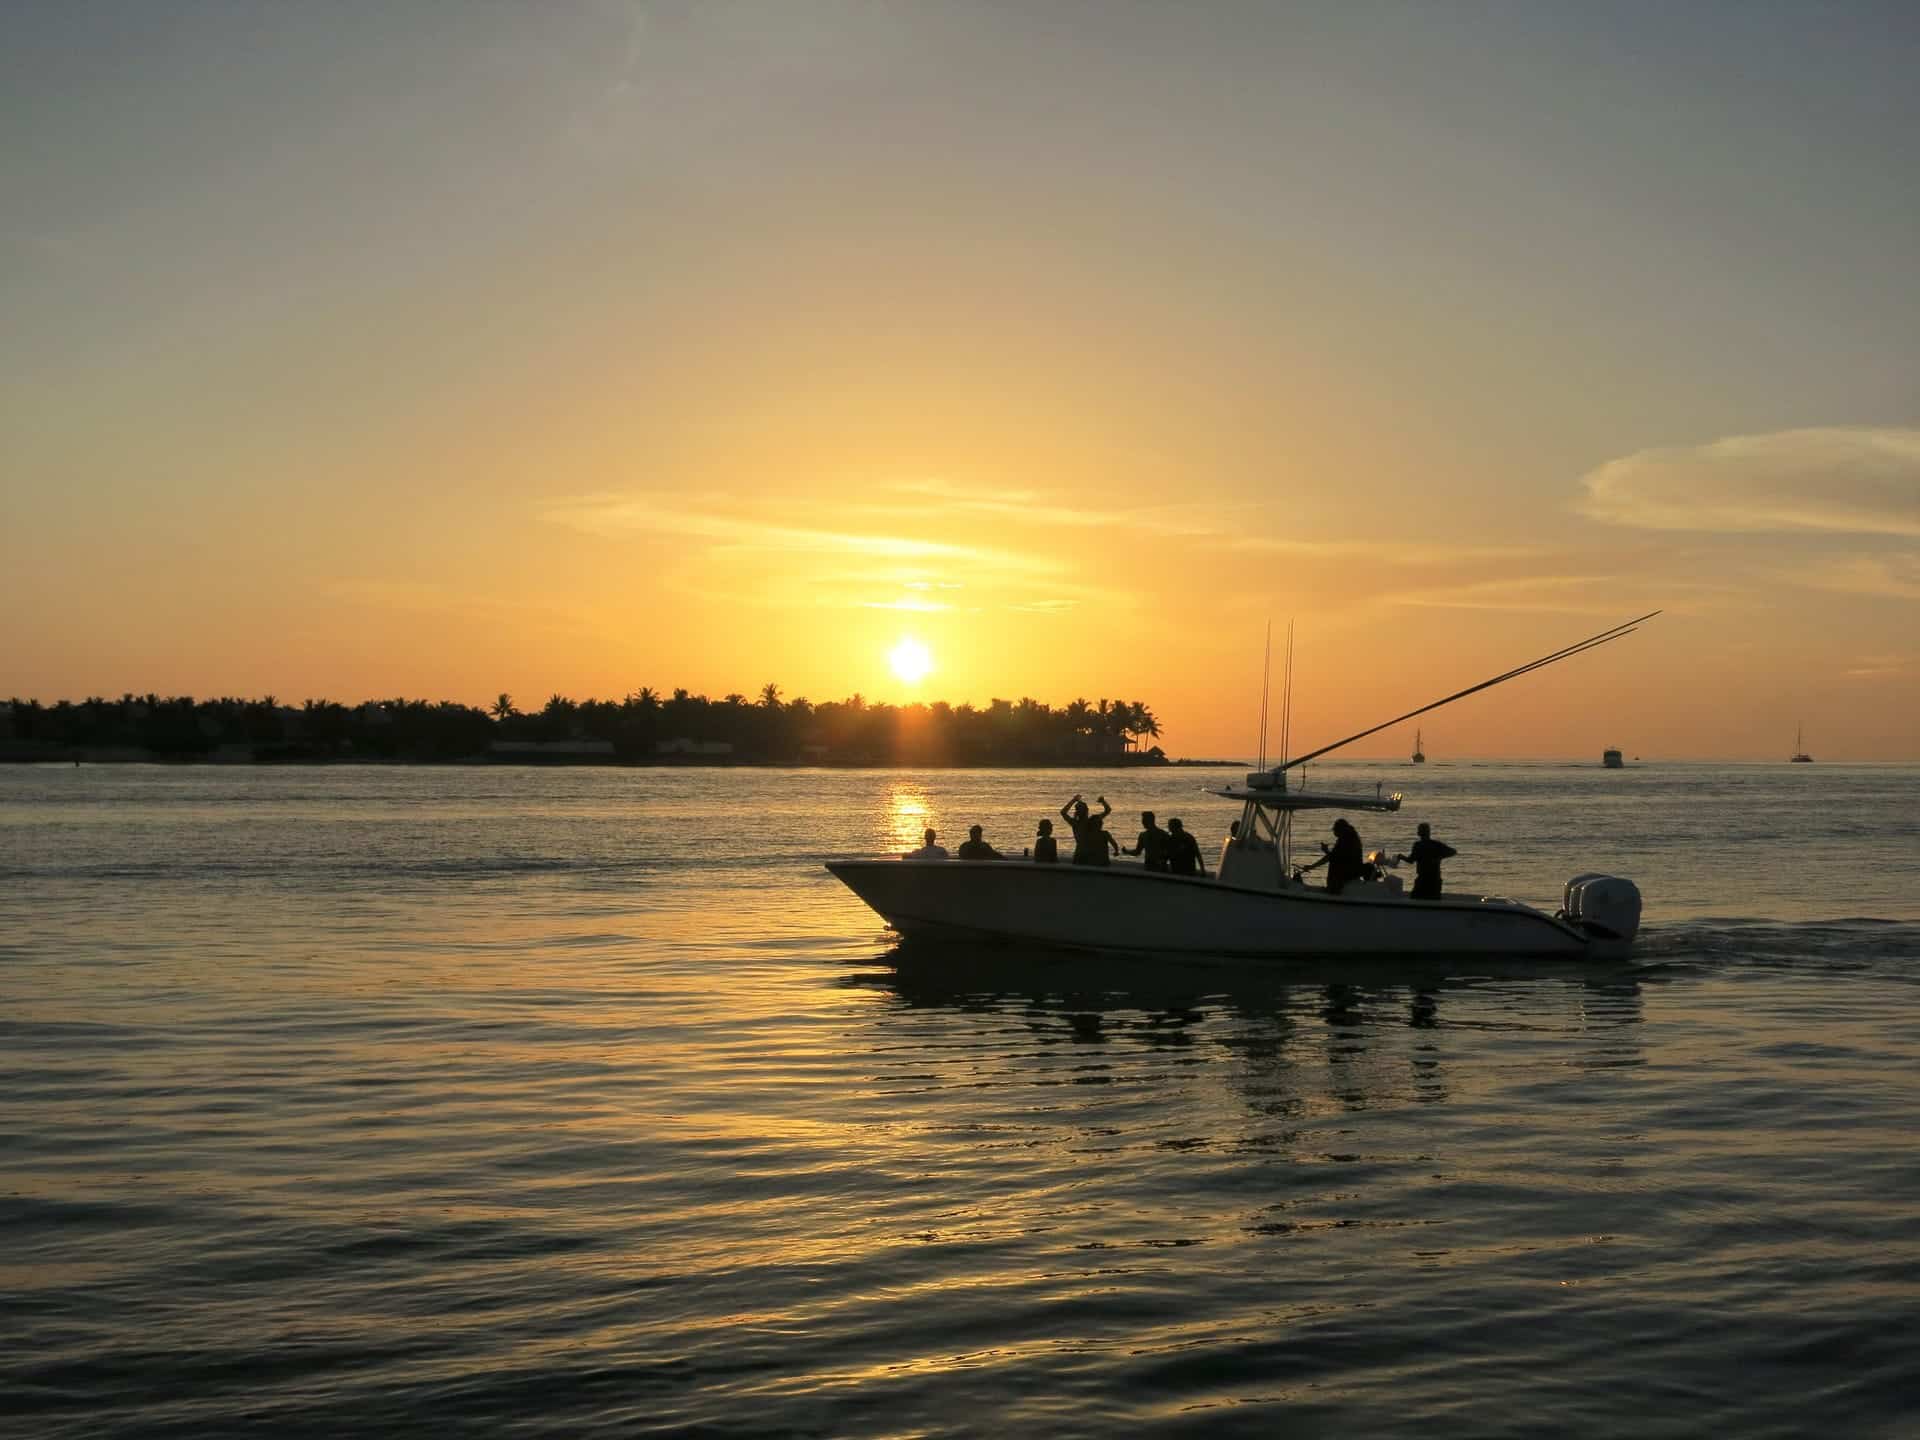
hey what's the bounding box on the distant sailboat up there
[1411,728,1425,764]
[1791,724,1813,763]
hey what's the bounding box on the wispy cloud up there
[1379,572,1738,615]
[860,596,956,612]
[542,493,1060,572]
[1785,552,1920,602]
[327,580,602,633]
[1578,427,1920,537]
[1377,573,1636,614]
[1223,536,1556,563]
[1841,653,1912,680]
[861,478,1240,538]
[538,492,1146,614]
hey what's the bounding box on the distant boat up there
[1411,728,1425,764]
[1602,747,1623,768]
[1791,724,1812,763]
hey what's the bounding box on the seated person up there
[905,827,949,860]
[956,825,1002,860]
[1032,818,1058,863]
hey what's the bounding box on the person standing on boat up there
[1031,818,1059,863]
[1395,822,1457,899]
[1061,793,1119,866]
[1164,818,1208,878]
[1124,811,1171,871]
[1301,817,1364,894]
[905,827,949,860]
[957,825,1002,860]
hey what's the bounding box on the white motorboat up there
[829,773,1641,960]
[827,614,1656,961]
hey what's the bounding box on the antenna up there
[1256,620,1272,770]
[1280,619,1295,768]
[1280,611,1661,772]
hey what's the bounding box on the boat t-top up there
[828,613,1658,961]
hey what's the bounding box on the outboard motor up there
[1561,873,1642,943]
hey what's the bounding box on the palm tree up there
[759,682,782,709]
[491,693,515,721]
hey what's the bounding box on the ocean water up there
[4,761,1918,1438]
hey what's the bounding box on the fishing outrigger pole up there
[1279,610,1662,772]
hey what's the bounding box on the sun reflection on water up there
[888,784,931,853]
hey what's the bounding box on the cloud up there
[542,493,1060,572]
[1383,573,1743,615]
[538,492,1142,616]
[1786,552,1920,601]
[861,596,956,612]
[862,478,1237,538]
[1578,427,1920,537]
[1377,573,1640,615]
[327,580,602,633]
[1841,653,1911,680]
[1224,536,1555,563]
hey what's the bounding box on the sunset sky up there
[5,2,1917,758]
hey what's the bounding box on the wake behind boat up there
[828,614,1657,962]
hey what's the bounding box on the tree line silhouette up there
[0,688,1168,766]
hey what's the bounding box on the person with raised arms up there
[1060,793,1120,867]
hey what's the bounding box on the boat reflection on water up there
[864,935,1652,1000]
[843,937,1648,1122]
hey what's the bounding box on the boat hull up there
[826,860,1618,960]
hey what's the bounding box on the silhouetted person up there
[1032,818,1058,863]
[1302,817,1363,894]
[905,827,948,860]
[957,824,1002,860]
[1125,811,1170,871]
[1395,822,1457,899]
[1060,793,1119,866]
[1165,818,1208,877]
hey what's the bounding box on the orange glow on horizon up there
[3,11,1914,762]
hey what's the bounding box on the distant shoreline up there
[7,752,1906,768]
[0,748,1216,770]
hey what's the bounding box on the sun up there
[888,636,934,686]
